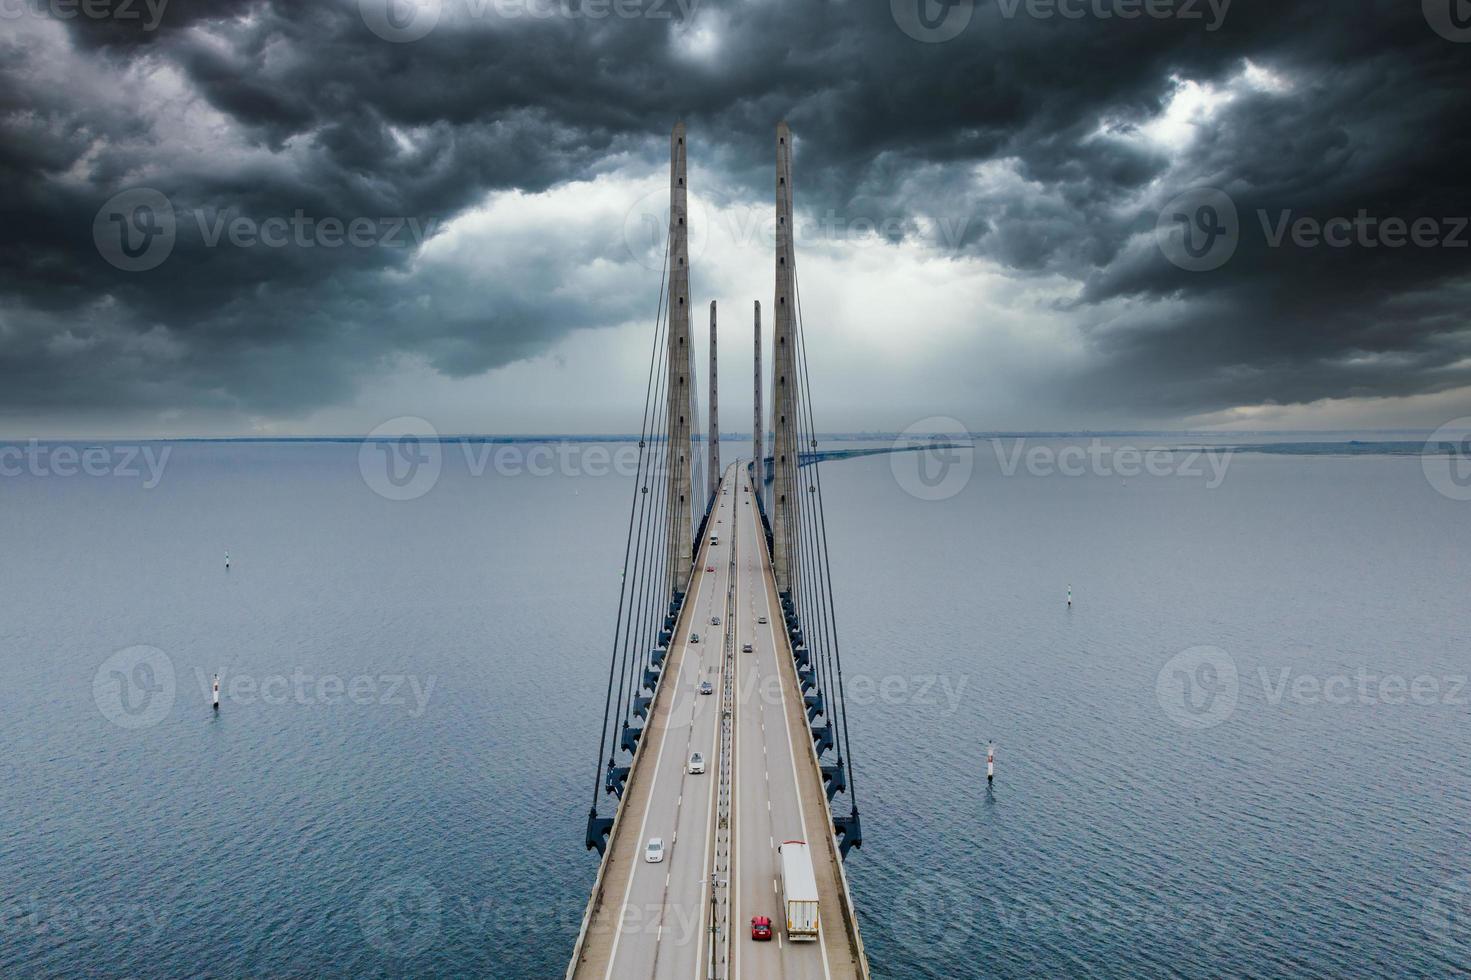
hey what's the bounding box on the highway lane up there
[731,475,832,980]
[601,470,734,980]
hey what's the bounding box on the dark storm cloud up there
[1,0,1468,430]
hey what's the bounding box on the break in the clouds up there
[1,0,1469,436]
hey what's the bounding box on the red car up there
[706,565,716,572]
[750,915,772,941]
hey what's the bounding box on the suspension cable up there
[794,269,859,809]
[623,276,675,733]
[592,235,670,808]
[618,294,671,734]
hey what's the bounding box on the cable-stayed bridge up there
[567,122,868,980]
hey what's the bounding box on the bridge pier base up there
[821,760,846,800]
[834,809,863,858]
[605,763,630,799]
[585,808,614,856]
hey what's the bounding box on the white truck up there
[777,840,820,940]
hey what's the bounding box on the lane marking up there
[602,498,717,980]
[696,471,736,980]
[762,558,835,980]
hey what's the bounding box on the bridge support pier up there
[708,300,719,511]
[834,809,863,859]
[604,763,630,799]
[667,121,695,599]
[752,300,762,503]
[585,808,614,855]
[770,122,799,597]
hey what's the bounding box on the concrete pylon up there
[667,122,694,598]
[708,300,720,503]
[752,300,763,506]
[770,121,799,596]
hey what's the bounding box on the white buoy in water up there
[1067,584,1072,608]
[212,673,221,711]
[225,551,231,570]
[987,741,995,784]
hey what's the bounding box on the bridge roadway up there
[569,463,866,979]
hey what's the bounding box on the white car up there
[688,752,706,774]
[690,633,701,644]
[645,837,665,863]
[757,616,768,624]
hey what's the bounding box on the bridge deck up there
[569,465,867,979]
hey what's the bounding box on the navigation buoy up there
[212,673,221,711]
[225,552,231,570]
[1067,584,1072,608]
[987,741,994,784]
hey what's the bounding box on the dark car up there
[751,915,772,941]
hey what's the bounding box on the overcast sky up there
[2,0,1469,437]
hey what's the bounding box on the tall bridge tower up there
[752,300,762,503]
[769,122,799,596]
[708,300,720,504]
[667,121,694,598]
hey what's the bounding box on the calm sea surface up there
[2,437,1468,978]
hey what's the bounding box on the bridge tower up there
[667,122,695,598]
[769,121,799,596]
[708,300,719,503]
[752,300,762,504]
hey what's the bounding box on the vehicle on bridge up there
[699,680,713,695]
[691,633,701,643]
[742,643,753,653]
[688,752,705,774]
[711,615,720,625]
[644,837,664,863]
[750,915,773,942]
[758,615,767,624]
[778,840,820,941]
[710,535,719,545]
